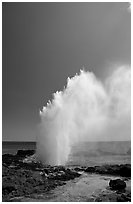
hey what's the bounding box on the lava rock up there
[53,166,66,172]
[65,169,81,178]
[2,151,131,202]
[94,191,131,202]
[17,150,35,157]
[74,167,86,172]
[84,164,131,177]
[109,179,126,190]
[84,166,95,173]
[2,183,16,194]
[2,154,16,166]
[48,169,81,181]
[117,193,131,202]
[119,164,131,177]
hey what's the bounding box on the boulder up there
[109,179,126,190]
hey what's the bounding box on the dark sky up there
[2,2,130,141]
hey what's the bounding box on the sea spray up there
[36,66,130,165]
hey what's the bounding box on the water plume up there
[36,65,130,165]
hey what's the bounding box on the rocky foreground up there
[2,150,131,202]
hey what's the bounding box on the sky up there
[2,2,130,141]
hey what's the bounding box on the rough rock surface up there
[2,150,81,201]
[17,150,35,157]
[84,164,131,177]
[109,179,126,190]
[94,191,131,202]
[2,150,131,202]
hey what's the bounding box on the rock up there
[23,154,37,163]
[84,166,95,173]
[95,197,102,202]
[74,167,86,172]
[48,169,81,181]
[9,196,24,202]
[2,183,16,194]
[2,154,16,166]
[17,150,35,157]
[84,164,131,177]
[65,169,81,178]
[94,191,131,202]
[2,152,130,202]
[53,166,66,172]
[119,164,131,177]
[3,155,79,201]
[109,179,126,190]
[43,168,49,175]
[2,164,9,176]
[117,193,131,202]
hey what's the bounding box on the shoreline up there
[2,150,131,202]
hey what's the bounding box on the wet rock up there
[74,167,86,172]
[2,161,71,201]
[94,192,122,202]
[85,164,131,177]
[95,197,103,202]
[84,166,96,173]
[3,183,16,194]
[17,150,35,157]
[48,169,81,181]
[2,151,131,202]
[117,193,131,202]
[2,164,9,176]
[43,168,49,175]
[109,179,126,190]
[93,189,131,202]
[2,154,17,166]
[119,164,131,177]
[9,196,24,202]
[67,170,81,178]
[53,166,66,172]
[23,154,37,163]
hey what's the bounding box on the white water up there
[36,66,130,165]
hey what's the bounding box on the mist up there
[36,65,130,165]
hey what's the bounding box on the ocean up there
[2,141,131,166]
[2,141,36,155]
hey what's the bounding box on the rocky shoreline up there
[2,150,131,202]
